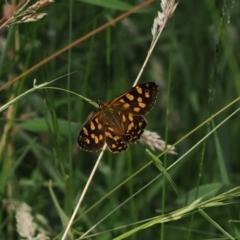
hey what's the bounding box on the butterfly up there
[77,82,159,153]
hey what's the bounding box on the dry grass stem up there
[133,0,177,86]
[141,130,177,154]
[61,144,107,240]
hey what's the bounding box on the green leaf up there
[145,149,178,195]
[16,118,79,138]
[78,0,136,11]
[48,180,70,229]
[176,183,224,205]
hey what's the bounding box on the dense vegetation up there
[0,0,239,239]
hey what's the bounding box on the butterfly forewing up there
[77,82,159,153]
[108,82,158,115]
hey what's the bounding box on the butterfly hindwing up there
[105,114,147,153]
[77,113,105,152]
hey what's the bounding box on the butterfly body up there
[78,82,158,153]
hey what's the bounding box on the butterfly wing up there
[108,82,159,115]
[77,112,106,152]
[78,82,158,153]
[105,114,147,153]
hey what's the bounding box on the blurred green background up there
[0,0,240,239]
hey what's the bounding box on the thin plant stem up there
[66,0,73,214]
[161,14,175,240]
[61,144,107,240]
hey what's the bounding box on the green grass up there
[0,0,240,239]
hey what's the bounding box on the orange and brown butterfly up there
[77,82,159,153]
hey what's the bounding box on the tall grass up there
[0,0,239,239]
